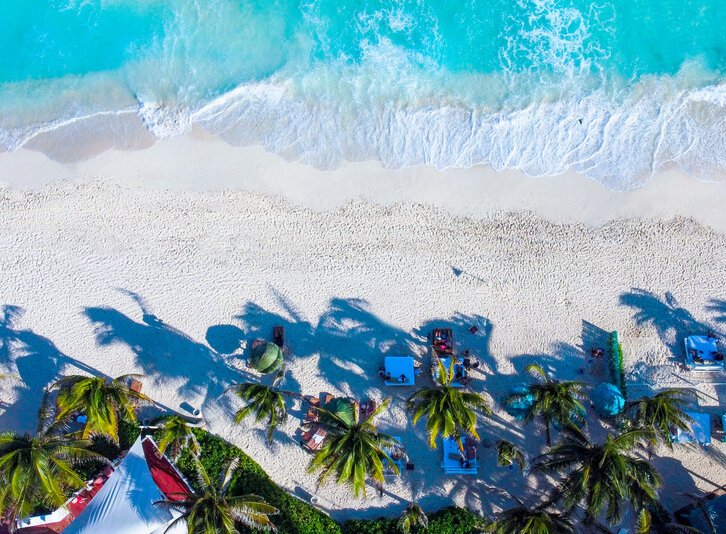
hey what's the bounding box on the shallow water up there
[1,0,725,188]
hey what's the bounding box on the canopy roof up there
[592,383,625,417]
[250,342,284,374]
[384,356,415,386]
[64,437,188,534]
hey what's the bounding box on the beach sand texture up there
[1,178,726,521]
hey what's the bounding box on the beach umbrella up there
[249,342,283,374]
[592,383,625,417]
[323,397,356,426]
[503,386,535,420]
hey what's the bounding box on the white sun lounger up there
[684,336,724,371]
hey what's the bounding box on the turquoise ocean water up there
[1,0,724,188]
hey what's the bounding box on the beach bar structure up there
[441,436,478,475]
[684,335,724,371]
[384,356,416,386]
[14,436,191,534]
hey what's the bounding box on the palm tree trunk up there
[545,418,551,447]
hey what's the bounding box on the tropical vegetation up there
[503,364,586,446]
[407,359,491,448]
[342,506,484,534]
[634,507,708,534]
[484,499,573,534]
[157,415,200,461]
[155,456,279,533]
[397,502,428,533]
[495,440,526,471]
[51,373,149,443]
[308,397,398,498]
[622,388,694,449]
[232,371,296,443]
[534,427,661,525]
[0,410,106,525]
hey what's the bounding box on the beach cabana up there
[61,436,191,534]
[684,335,724,371]
[250,342,284,374]
[592,383,625,417]
[384,356,416,386]
[673,411,711,446]
[441,436,478,475]
[504,385,535,420]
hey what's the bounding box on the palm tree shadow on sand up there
[0,305,96,432]
[222,293,496,402]
[707,298,726,325]
[619,289,720,359]
[84,295,242,411]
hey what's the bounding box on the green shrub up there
[428,507,487,533]
[341,507,485,534]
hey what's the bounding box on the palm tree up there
[634,508,706,534]
[503,364,586,446]
[156,457,278,533]
[398,502,428,533]
[485,500,573,534]
[623,389,694,449]
[534,428,661,525]
[52,373,149,443]
[308,397,398,498]
[157,416,200,461]
[496,440,526,471]
[407,359,491,449]
[0,416,107,527]
[232,371,298,443]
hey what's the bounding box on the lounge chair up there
[431,328,454,355]
[441,435,478,475]
[304,393,335,423]
[301,426,327,452]
[382,436,407,476]
[304,396,321,423]
[383,356,416,386]
[684,335,724,371]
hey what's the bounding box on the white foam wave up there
[187,56,725,189]
[138,102,192,138]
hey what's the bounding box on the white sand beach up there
[1,136,726,523]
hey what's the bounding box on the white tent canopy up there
[64,437,187,534]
